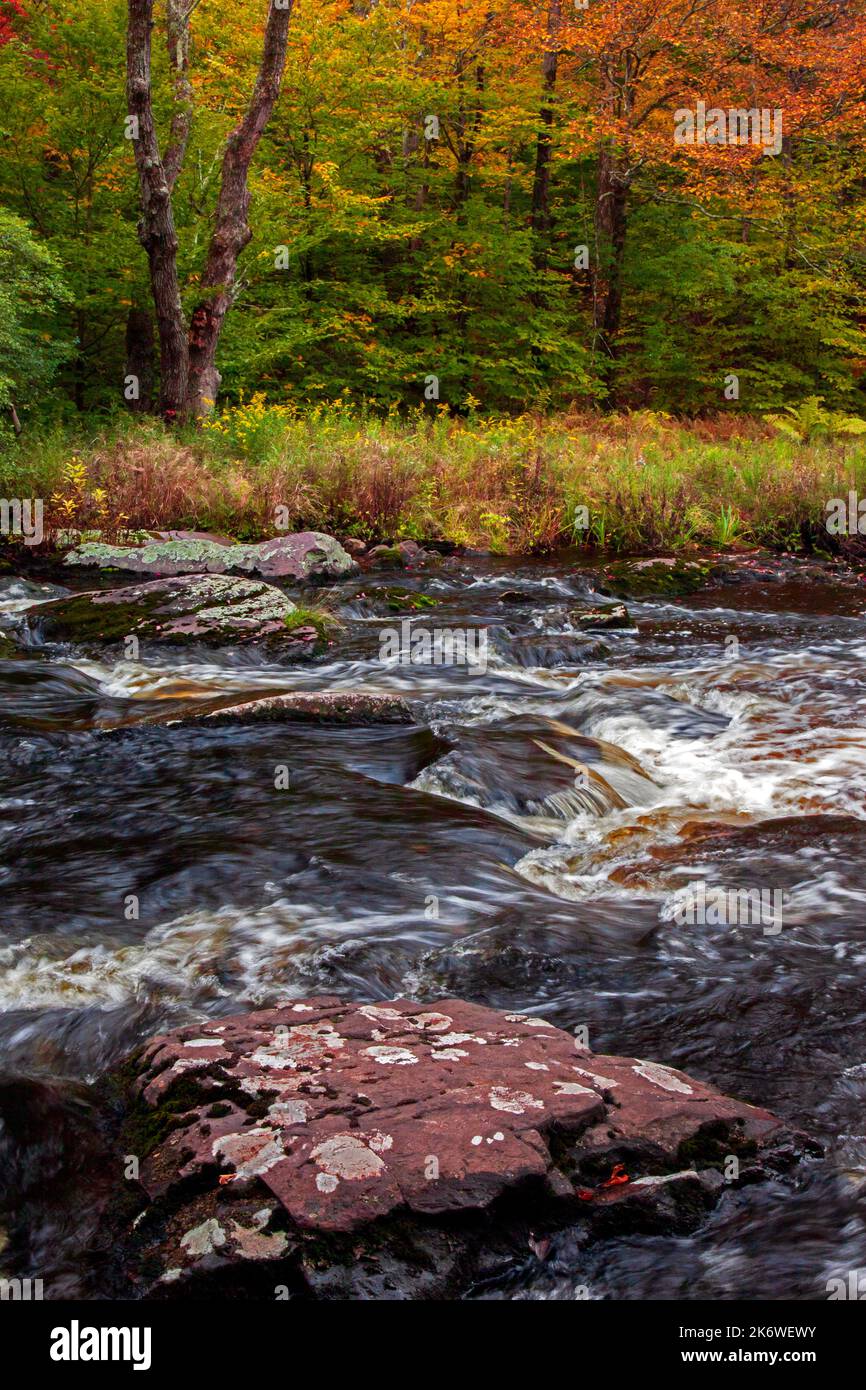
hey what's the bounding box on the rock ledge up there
[115,996,811,1298]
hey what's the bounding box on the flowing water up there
[1,557,865,1300]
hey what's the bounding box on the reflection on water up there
[1,557,865,1299]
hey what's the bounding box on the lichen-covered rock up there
[22,574,307,651]
[64,531,358,583]
[246,534,358,581]
[169,691,417,728]
[113,996,810,1298]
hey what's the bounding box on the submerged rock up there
[64,532,358,583]
[343,586,441,617]
[0,576,70,608]
[111,996,810,1298]
[504,633,610,668]
[21,575,318,653]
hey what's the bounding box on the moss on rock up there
[27,574,300,651]
[598,558,712,599]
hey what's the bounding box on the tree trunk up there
[185,0,293,418]
[127,0,188,418]
[125,305,155,413]
[592,147,628,371]
[164,0,194,194]
[530,0,560,246]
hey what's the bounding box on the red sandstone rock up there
[117,996,808,1296]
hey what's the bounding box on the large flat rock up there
[115,996,810,1297]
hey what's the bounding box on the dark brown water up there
[1,558,865,1300]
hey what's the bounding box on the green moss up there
[283,606,343,641]
[600,559,711,599]
[117,1075,211,1160]
[39,591,165,644]
[379,587,439,613]
[370,545,404,567]
[677,1120,757,1172]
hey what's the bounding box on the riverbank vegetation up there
[4,404,865,554]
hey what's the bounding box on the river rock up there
[590,551,857,601]
[21,575,316,652]
[505,633,610,667]
[167,691,418,727]
[150,529,235,547]
[64,532,358,583]
[364,541,442,571]
[113,996,809,1298]
[570,601,632,630]
[595,557,713,599]
[344,586,441,617]
[0,576,71,609]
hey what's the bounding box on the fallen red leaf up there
[600,1162,630,1189]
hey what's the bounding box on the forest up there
[1,0,866,552]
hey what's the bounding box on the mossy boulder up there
[363,541,443,571]
[64,531,358,584]
[596,558,712,599]
[21,574,328,654]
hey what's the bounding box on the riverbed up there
[1,553,865,1299]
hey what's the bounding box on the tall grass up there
[2,400,865,555]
